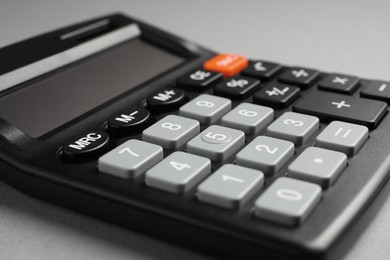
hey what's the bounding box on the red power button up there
[203,54,248,77]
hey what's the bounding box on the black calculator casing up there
[0,13,389,260]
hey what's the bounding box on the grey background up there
[0,0,390,259]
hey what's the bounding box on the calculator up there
[0,13,389,259]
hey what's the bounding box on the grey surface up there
[1,0,390,259]
[198,164,264,209]
[316,121,369,156]
[254,177,322,226]
[236,136,294,174]
[146,152,211,193]
[98,139,163,179]
[179,94,231,124]
[221,102,274,134]
[288,147,348,188]
[142,115,200,149]
[266,111,319,144]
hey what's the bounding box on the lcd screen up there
[0,38,185,137]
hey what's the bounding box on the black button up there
[361,80,390,103]
[107,106,151,137]
[318,73,360,94]
[60,130,111,162]
[214,76,260,100]
[293,91,388,129]
[241,60,282,80]
[147,88,187,113]
[279,67,320,88]
[177,69,223,91]
[253,82,300,108]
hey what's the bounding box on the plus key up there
[293,91,388,129]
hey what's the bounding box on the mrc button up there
[60,130,111,162]
[107,106,151,137]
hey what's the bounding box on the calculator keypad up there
[146,152,211,193]
[187,125,245,161]
[71,53,390,228]
[241,60,282,80]
[279,67,320,88]
[179,94,231,124]
[214,76,260,100]
[318,73,360,94]
[293,91,387,129]
[197,164,264,209]
[315,121,369,156]
[176,69,223,91]
[142,115,200,149]
[360,80,390,103]
[266,112,319,145]
[107,106,151,137]
[253,82,300,109]
[236,136,294,175]
[147,88,187,113]
[254,177,322,226]
[288,147,347,188]
[98,139,163,179]
[221,103,274,134]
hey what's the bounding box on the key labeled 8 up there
[161,122,181,130]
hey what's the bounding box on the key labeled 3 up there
[267,112,319,145]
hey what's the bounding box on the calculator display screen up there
[0,38,185,137]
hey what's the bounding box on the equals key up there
[361,80,390,103]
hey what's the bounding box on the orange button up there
[203,54,248,77]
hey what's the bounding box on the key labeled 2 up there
[236,136,294,175]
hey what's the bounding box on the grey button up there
[179,94,231,124]
[187,125,245,161]
[198,164,264,209]
[236,136,294,175]
[142,115,200,149]
[98,139,163,179]
[145,152,211,193]
[316,121,369,156]
[254,177,322,226]
[288,147,347,188]
[221,103,274,134]
[266,112,319,145]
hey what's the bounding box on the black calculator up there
[0,13,389,259]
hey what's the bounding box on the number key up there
[221,103,274,134]
[146,152,211,193]
[142,115,200,149]
[187,125,245,161]
[236,136,294,175]
[179,94,231,124]
[266,112,319,145]
[198,164,264,209]
[254,177,322,226]
[98,139,163,179]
